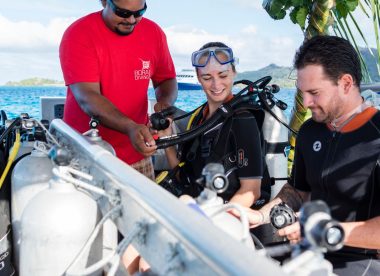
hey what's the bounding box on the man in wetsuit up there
[242,36,380,275]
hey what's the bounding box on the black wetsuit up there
[291,107,380,275]
[179,107,264,203]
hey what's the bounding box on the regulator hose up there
[0,129,21,189]
[0,117,21,145]
[257,92,298,135]
[155,76,292,149]
[0,110,7,126]
[172,76,271,124]
[155,93,258,149]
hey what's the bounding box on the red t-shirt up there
[60,12,176,164]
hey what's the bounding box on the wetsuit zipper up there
[320,131,340,199]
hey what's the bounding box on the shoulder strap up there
[207,116,234,162]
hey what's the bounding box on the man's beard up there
[115,23,136,36]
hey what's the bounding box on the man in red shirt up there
[59,0,177,179]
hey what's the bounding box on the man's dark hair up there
[294,36,362,87]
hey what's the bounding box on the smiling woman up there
[157,41,269,211]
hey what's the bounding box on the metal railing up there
[50,119,284,276]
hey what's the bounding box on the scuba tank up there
[262,106,289,199]
[11,147,53,270]
[83,117,116,155]
[82,118,118,259]
[9,116,53,271]
[0,114,24,276]
[19,147,102,276]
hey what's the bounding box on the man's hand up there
[128,124,157,156]
[153,102,171,113]
[277,222,301,244]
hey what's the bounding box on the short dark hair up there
[294,36,362,87]
[197,41,236,72]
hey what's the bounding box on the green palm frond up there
[262,0,380,81]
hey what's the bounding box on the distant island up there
[5,48,380,87]
[5,77,64,87]
[5,65,295,88]
[236,47,380,87]
[237,64,294,88]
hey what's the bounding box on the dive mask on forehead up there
[191,47,234,67]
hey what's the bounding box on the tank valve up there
[198,163,229,194]
[48,146,72,166]
[89,117,100,129]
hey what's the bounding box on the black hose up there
[172,102,207,122]
[250,232,265,250]
[155,76,284,149]
[263,243,293,258]
[0,118,21,144]
[170,76,270,123]
[155,94,258,149]
[0,118,21,160]
[257,92,298,135]
[0,110,7,126]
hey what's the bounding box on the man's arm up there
[153,78,178,112]
[260,183,310,223]
[341,217,380,249]
[70,82,156,156]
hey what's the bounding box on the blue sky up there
[0,0,375,85]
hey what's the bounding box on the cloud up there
[164,24,301,72]
[0,14,301,84]
[231,0,263,10]
[241,25,258,34]
[0,14,75,52]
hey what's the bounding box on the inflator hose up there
[0,130,21,189]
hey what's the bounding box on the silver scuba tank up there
[262,106,288,199]
[11,148,53,270]
[14,140,35,159]
[19,158,102,276]
[82,119,118,259]
[187,163,255,249]
[83,118,116,156]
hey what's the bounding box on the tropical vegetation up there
[262,0,380,173]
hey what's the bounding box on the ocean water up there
[0,86,296,120]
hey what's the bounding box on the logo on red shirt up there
[135,59,151,80]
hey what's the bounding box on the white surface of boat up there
[176,69,202,90]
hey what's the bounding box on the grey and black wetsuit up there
[291,107,380,275]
